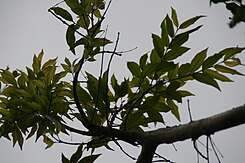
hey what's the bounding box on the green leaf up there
[92,38,112,47]
[179,15,206,29]
[204,69,233,82]
[166,81,181,92]
[150,49,161,63]
[224,58,241,67]
[66,25,78,54]
[202,52,224,70]
[190,48,208,72]
[192,72,220,91]
[166,14,175,37]
[43,135,54,149]
[169,32,189,49]
[167,99,180,121]
[223,47,245,60]
[142,64,158,77]
[178,90,194,97]
[140,53,148,69]
[78,154,101,163]
[152,34,164,57]
[0,70,17,86]
[71,144,84,162]
[164,46,190,60]
[12,126,24,150]
[93,9,102,18]
[61,153,70,163]
[178,63,191,77]
[214,65,244,75]
[127,62,141,77]
[171,7,179,27]
[51,7,73,22]
[160,19,169,47]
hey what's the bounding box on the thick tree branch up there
[136,104,245,163]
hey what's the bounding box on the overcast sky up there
[0,0,245,163]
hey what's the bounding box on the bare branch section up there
[136,104,245,163]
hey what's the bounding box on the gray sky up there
[0,0,245,162]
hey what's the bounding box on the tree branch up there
[136,104,245,162]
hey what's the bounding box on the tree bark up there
[136,104,245,162]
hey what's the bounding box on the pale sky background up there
[0,0,245,163]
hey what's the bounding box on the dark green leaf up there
[164,46,190,60]
[152,34,164,57]
[190,48,208,72]
[142,64,158,77]
[160,19,169,47]
[66,25,78,53]
[166,15,175,37]
[51,7,73,22]
[178,63,191,77]
[61,153,70,163]
[127,62,141,77]
[71,144,84,162]
[193,72,221,91]
[0,70,17,86]
[167,99,180,121]
[171,7,179,27]
[150,49,161,64]
[179,15,206,29]
[166,81,181,92]
[169,32,189,49]
[178,90,194,97]
[92,38,112,47]
[202,52,224,70]
[140,53,148,69]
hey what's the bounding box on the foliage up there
[0,0,244,162]
[210,0,245,27]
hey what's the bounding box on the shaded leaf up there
[152,34,164,57]
[127,62,141,77]
[167,99,180,121]
[61,153,70,163]
[166,14,174,37]
[193,72,220,91]
[178,63,191,77]
[71,144,84,162]
[43,135,54,149]
[51,7,73,22]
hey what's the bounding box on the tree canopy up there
[0,0,244,162]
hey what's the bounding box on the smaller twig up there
[187,99,193,122]
[172,143,178,151]
[154,152,174,162]
[206,136,210,163]
[52,135,82,145]
[209,137,223,163]
[113,139,137,160]
[193,139,208,160]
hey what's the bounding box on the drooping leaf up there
[192,72,221,91]
[61,153,70,163]
[224,58,241,67]
[43,135,54,149]
[204,69,233,82]
[66,25,79,54]
[214,65,244,75]
[190,48,208,72]
[179,15,206,29]
[51,7,73,22]
[171,7,179,27]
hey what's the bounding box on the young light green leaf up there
[192,72,220,91]
[204,69,233,82]
[171,7,179,27]
[190,48,208,72]
[127,62,141,77]
[179,15,206,29]
[223,47,245,60]
[214,65,244,75]
[51,7,73,22]
[224,58,241,67]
